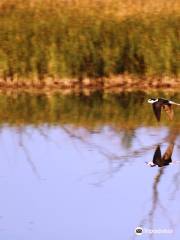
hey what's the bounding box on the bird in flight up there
[147,143,174,167]
[148,98,180,121]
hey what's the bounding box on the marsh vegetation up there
[0,0,179,87]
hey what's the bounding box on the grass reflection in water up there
[0,91,180,128]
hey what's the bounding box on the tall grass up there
[0,0,179,82]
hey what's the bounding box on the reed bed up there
[0,0,179,83]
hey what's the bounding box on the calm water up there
[0,91,180,240]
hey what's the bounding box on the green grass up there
[0,0,179,82]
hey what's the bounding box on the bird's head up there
[145,161,156,167]
[148,98,158,104]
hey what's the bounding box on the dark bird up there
[148,98,180,121]
[147,143,174,167]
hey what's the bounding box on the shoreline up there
[0,75,179,93]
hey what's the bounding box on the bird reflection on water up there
[134,127,180,239]
[147,143,174,167]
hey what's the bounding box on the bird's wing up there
[152,102,162,121]
[152,145,162,165]
[162,143,174,161]
[163,104,174,120]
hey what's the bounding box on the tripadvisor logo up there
[135,227,143,235]
[134,227,173,235]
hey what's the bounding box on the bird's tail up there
[169,101,180,106]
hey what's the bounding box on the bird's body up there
[148,98,180,121]
[147,143,174,167]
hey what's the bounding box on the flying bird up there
[147,143,174,167]
[148,98,180,121]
